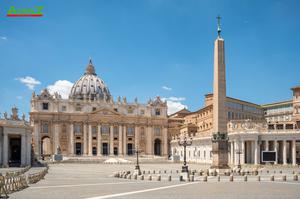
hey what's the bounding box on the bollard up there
[128,175,132,180]
[140,175,144,180]
[244,175,248,182]
[282,175,286,182]
[217,175,220,182]
[267,170,269,174]
[179,175,183,182]
[164,170,167,174]
[153,170,155,174]
[148,175,152,181]
[203,175,207,182]
[292,171,295,175]
[176,170,179,174]
[168,175,172,181]
[190,175,194,182]
[293,175,298,181]
[157,175,161,181]
[229,175,233,182]
[133,174,137,180]
[270,175,274,181]
[279,171,282,174]
[257,176,261,182]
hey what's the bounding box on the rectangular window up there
[154,127,161,136]
[61,106,66,111]
[127,127,134,136]
[74,124,82,135]
[42,123,49,133]
[101,125,109,135]
[42,103,49,110]
[92,126,97,136]
[113,126,118,137]
[155,109,161,116]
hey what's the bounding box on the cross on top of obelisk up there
[217,15,222,38]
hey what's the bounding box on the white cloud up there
[16,96,23,100]
[1,36,7,40]
[47,80,73,99]
[15,76,41,90]
[162,96,188,115]
[162,86,172,91]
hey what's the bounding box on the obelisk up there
[211,16,229,170]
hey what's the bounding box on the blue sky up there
[0,0,300,117]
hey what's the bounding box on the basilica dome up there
[69,59,112,102]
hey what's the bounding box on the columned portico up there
[292,140,296,165]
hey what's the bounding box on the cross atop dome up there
[85,57,96,75]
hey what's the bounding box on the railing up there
[0,172,28,197]
[27,166,49,184]
[0,165,49,197]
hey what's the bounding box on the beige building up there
[0,107,32,167]
[170,20,300,166]
[30,60,168,159]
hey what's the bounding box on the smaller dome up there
[69,59,112,102]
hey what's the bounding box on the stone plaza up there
[7,163,300,199]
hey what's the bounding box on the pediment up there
[89,108,122,116]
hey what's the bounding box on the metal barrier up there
[0,172,28,197]
[28,166,49,184]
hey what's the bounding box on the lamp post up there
[235,149,242,169]
[177,135,193,173]
[134,145,142,175]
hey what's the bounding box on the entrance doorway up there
[9,137,21,167]
[75,143,82,155]
[102,143,108,155]
[127,144,133,155]
[41,137,51,160]
[113,147,118,156]
[154,139,161,156]
[92,147,97,156]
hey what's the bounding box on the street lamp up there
[134,145,142,175]
[235,149,242,169]
[177,134,193,173]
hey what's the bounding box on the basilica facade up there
[30,60,168,158]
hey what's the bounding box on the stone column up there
[88,124,92,156]
[21,134,26,166]
[34,122,40,157]
[283,140,287,165]
[292,140,296,166]
[163,127,168,156]
[230,141,234,165]
[274,140,278,164]
[3,133,8,167]
[97,124,102,156]
[241,140,245,165]
[146,126,153,155]
[234,141,239,165]
[54,123,59,153]
[265,140,269,151]
[26,133,31,165]
[69,123,74,155]
[123,125,127,155]
[83,123,87,155]
[110,125,114,155]
[118,125,123,155]
[134,126,139,150]
[254,140,259,165]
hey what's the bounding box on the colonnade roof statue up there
[69,58,112,102]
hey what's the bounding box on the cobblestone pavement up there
[8,163,300,199]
